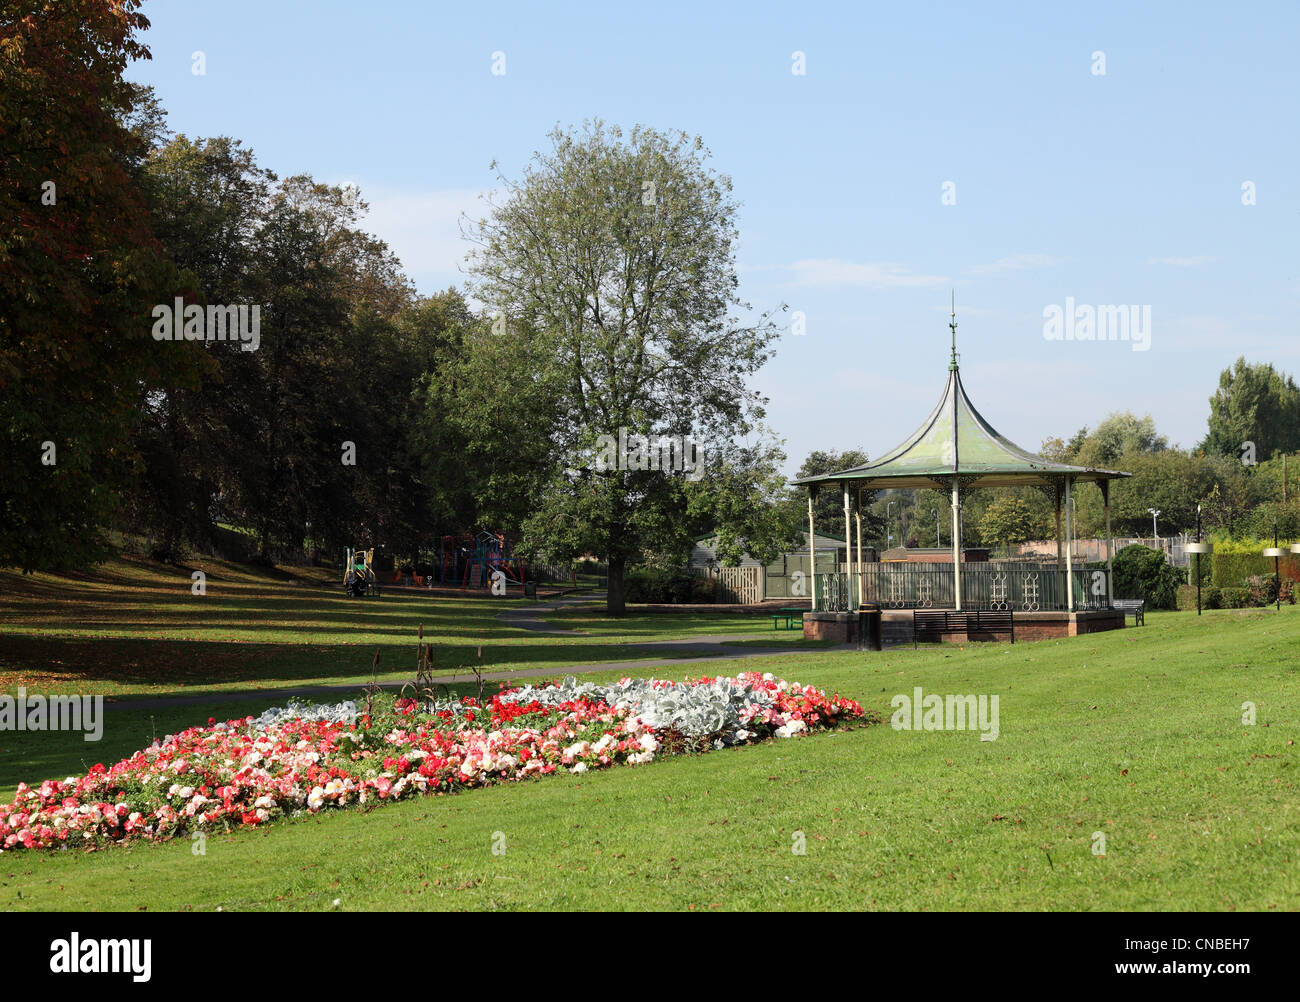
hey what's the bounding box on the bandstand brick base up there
[803,609,1125,644]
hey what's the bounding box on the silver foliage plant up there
[498,675,775,740]
[249,677,777,742]
[251,698,359,730]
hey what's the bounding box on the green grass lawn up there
[0,555,813,702]
[0,556,1296,910]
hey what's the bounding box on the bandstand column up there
[1102,479,1114,608]
[950,481,962,610]
[1054,483,1063,573]
[807,490,817,610]
[1065,476,1075,612]
[854,485,864,606]
[842,484,852,580]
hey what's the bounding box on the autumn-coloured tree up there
[0,0,200,570]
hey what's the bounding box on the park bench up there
[913,609,1015,645]
[1113,598,1145,625]
[882,614,916,648]
[771,607,805,630]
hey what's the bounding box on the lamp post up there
[1186,504,1213,616]
[1263,517,1284,613]
[1148,508,1161,548]
[932,508,939,548]
[886,501,896,548]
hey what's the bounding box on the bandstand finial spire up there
[949,289,959,370]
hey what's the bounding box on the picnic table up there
[771,607,805,630]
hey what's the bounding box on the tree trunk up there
[606,553,627,616]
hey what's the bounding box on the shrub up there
[1112,544,1184,610]
[1176,584,1221,611]
[624,567,710,603]
[1243,574,1297,606]
[1244,574,1276,606]
[1219,587,1251,609]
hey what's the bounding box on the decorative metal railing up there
[814,563,1110,613]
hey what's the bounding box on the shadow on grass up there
[0,635,689,695]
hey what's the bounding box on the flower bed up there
[0,672,870,852]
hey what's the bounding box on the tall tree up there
[1203,357,1300,462]
[0,0,200,570]
[464,121,781,613]
[977,497,1048,548]
[124,133,274,559]
[1074,411,1168,467]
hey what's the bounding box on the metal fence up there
[814,562,1110,612]
[1014,535,1193,567]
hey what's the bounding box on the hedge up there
[1177,581,1294,610]
[623,567,717,604]
[1210,553,1300,588]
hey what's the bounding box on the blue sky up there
[126,0,1299,474]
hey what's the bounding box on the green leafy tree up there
[123,133,274,559]
[687,433,802,567]
[1203,357,1300,462]
[1074,412,1167,468]
[0,0,201,570]
[977,497,1049,548]
[463,121,781,613]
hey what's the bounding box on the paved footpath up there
[103,594,852,712]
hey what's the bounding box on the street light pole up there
[932,508,939,548]
[1263,518,1285,613]
[1148,508,1161,547]
[1196,505,1202,615]
[886,501,896,549]
[1273,517,1280,613]
[1186,504,1213,615]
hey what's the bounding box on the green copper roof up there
[793,365,1130,490]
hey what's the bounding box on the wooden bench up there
[913,609,1015,644]
[882,615,916,648]
[771,607,805,630]
[1113,598,1144,625]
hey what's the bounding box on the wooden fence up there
[692,565,765,604]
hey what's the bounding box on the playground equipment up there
[343,545,378,597]
[438,531,525,589]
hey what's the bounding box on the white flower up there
[307,786,325,810]
[638,733,658,752]
[735,729,752,742]
[571,762,588,774]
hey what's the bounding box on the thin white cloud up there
[965,254,1065,277]
[346,184,493,292]
[1147,255,1215,267]
[786,259,949,288]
